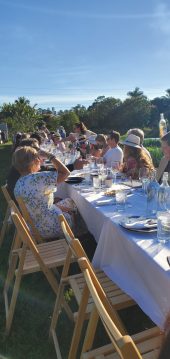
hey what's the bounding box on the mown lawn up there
[0,143,155,359]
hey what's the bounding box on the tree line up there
[1,87,170,137]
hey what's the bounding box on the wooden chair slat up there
[3,201,74,335]
[49,214,138,359]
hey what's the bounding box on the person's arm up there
[38,150,70,183]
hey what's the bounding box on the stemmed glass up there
[111,161,120,183]
[96,157,104,171]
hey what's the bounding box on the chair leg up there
[80,306,99,357]
[50,280,73,359]
[68,285,90,359]
[4,246,26,335]
[0,206,10,247]
[50,280,69,336]
[5,265,23,335]
[51,329,63,359]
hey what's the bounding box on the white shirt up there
[103,145,123,167]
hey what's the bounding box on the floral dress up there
[14,171,72,239]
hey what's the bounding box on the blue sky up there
[0,0,170,111]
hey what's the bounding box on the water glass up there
[83,164,91,184]
[115,190,127,211]
[157,211,170,243]
[139,168,150,193]
[93,176,101,190]
[105,178,113,188]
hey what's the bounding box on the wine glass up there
[111,161,120,183]
[96,157,104,171]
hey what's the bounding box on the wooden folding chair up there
[50,214,137,359]
[0,184,13,247]
[16,196,43,243]
[3,201,74,335]
[77,258,162,359]
[77,257,162,359]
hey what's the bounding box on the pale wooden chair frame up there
[0,185,13,247]
[16,196,43,243]
[3,201,74,335]
[76,257,162,359]
[50,214,137,359]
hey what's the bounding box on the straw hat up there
[120,134,141,148]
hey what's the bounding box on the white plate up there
[120,216,157,232]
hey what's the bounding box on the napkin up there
[121,217,157,230]
[95,199,116,206]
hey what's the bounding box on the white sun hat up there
[120,134,141,148]
[88,135,97,144]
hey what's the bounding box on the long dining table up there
[57,178,170,329]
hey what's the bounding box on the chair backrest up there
[59,214,91,261]
[1,184,12,204]
[59,214,127,333]
[16,196,42,243]
[10,200,59,295]
[78,257,142,359]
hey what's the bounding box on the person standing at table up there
[156,131,170,184]
[103,131,123,168]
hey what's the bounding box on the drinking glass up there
[93,176,101,190]
[98,168,107,188]
[96,157,104,171]
[115,190,127,212]
[157,211,170,243]
[139,168,150,194]
[83,164,91,184]
[111,161,120,183]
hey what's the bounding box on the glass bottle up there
[159,113,167,138]
[146,170,160,217]
[157,172,169,211]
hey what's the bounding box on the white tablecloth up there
[57,182,170,328]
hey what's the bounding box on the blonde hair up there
[12,146,38,174]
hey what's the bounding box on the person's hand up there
[56,204,73,214]
[38,150,51,159]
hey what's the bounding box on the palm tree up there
[127,87,146,98]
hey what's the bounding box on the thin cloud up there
[1,0,170,20]
[151,2,170,35]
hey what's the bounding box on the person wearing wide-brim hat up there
[120,134,154,179]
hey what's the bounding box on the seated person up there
[127,128,151,158]
[156,131,170,184]
[103,131,123,168]
[30,131,43,146]
[95,134,110,157]
[120,134,154,179]
[7,138,40,201]
[13,147,76,239]
[90,143,102,158]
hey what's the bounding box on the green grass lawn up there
[0,143,155,359]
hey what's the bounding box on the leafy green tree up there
[71,104,87,122]
[118,94,152,133]
[86,96,121,131]
[0,97,39,134]
[58,110,79,134]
